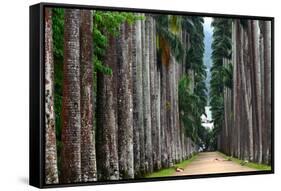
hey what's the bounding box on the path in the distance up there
[174,152,257,176]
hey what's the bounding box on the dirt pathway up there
[173,152,257,176]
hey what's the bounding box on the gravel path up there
[173,152,257,176]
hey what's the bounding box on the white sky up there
[204,17,213,26]
[203,17,213,33]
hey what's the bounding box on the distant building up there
[201,106,214,129]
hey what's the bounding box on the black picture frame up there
[30,2,274,188]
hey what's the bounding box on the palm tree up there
[132,14,145,177]
[252,20,263,163]
[156,15,185,166]
[263,21,271,165]
[142,15,153,173]
[211,18,272,165]
[96,33,120,180]
[45,7,59,184]
[235,20,254,161]
[160,52,168,168]
[61,9,81,183]
[80,10,97,182]
[149,16,162,170]
[117,22,134,179]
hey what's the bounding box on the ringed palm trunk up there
[96,34,119,180]
[140,17,146,174]
[61,9,81,183]
[154,19,162,170]
[223,59,229,155]
[150,16,161,170]
[156,67,162,169]
[45,7,59,184]
[259,22,266,164]
[170,56,176,163]
[117,23,134,179]
[160,63,168,168]
[80,10,97,181]
[230,21,235,157]
[233,20,241,158]
[174,60,180,162]
[150,17,157,171]
[143,15,153,173]
[247,21,259,162]
[263,21,271,165]
[252,20,263,163]
[166,62,173,166]
[238,37,247,160]
[240,23,254,161]
[132,17,144,177]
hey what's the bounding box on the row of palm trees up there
[210,18,272,165]
[45,8,207,184]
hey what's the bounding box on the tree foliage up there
[93,11,141,74]
[156,15,184,65]
[210,18,232,145]
[178,16,208,148]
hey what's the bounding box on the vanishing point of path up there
[174,152,257,176]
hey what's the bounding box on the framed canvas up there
[29,2,274,188]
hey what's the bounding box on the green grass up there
[217,151,271,171]
[145,154,198,178]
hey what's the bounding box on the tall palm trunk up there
[240,23,254,161]
[259,22,266,164]
[45,7,59,184]
[233,20,241,158]
[156,67,162,169]
[61,9,81,183]
[166,62,173,166]
[96,35,119,180]
[150,17,161,171]
[174,57,181,162]
[133,16,145,177]
[238,39,247,160]
[143,15,153,173]
[252,20,263,163]
[150,18,157,171]
[223,58,230,155]
[154,19,162,170]
[139,18,147,174]
[170,57,176,163]
[117,23,134,179]
[263,21,271,165]
[160,63,168,168]
[245,21,258,163]
[80,10,97,182]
